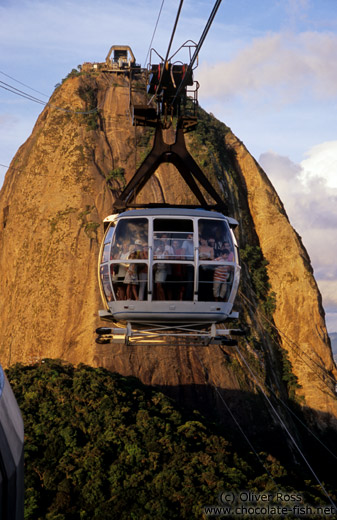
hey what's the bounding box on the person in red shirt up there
[213,249,230,301]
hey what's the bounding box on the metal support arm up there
[113,121,227,212]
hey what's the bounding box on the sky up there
[1,0,337,332]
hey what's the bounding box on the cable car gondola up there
[96,121,242,346]
[96,33,241,345]
[98,208,241,344]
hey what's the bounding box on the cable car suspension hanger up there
[172,0,222,106]
[115,0,225,213]
[95,0,240,347]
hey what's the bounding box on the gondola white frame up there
[98,208,241,344]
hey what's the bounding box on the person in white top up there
[181,233,194,300]
[182,233,194,260]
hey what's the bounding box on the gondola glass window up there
[99,214,236,304]
[197,218,235,303]
[99,223,115,302]
[152,219,194,301]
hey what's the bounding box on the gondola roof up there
[104,208,239,228]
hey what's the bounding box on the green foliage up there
[65,68,82,81]
[7,360,318,520]
[55,68,82,89]
[240,244,276,317]
[48,207,77,233]
[85,115,99,131]
[192,108,234,177]
[77,85,99,130]
[105,167,126,190]
[136,128,155,168]
[281,349,303,401]
[240,245,272,302]
[83,221,100,238]
[240,244,302,400]
[77,206,100,239]
[77,85,96,107]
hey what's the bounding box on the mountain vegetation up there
[6,360,336,520]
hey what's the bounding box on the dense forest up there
[6,359,336,520]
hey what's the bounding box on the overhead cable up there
[192,346,280,489]
[0,81,46,105]
[0,70,49,98]
[234,348,337,462]
[1,79,99,114]
[239,289,337,392]
[236,346,337,512]
[156,0,184,95]
[172,0,222,105]
[144,0,165,68]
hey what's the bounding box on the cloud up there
[197,31,337,105]
[300,141,337,189]
[259,143,337,330]
[326,313,337,335]
[317,280,337,308]
[260,143,337,249]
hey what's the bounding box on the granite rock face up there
[0,71,336,428]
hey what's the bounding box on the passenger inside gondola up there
[124,251,139,300]
[138,243,148,300]
[171,239,185,299]
[213,249,230,301]
[172,239,184,259]
[182,233,194,260]
[111,242,127,299]
[199,236,214,260]
[223,241,234,260]
[103,215,236,304]
[207,237,216,254]
[161,234,174,256]
[154,243,169,300]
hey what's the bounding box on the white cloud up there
[259,143,337,331]
[326,311,337,335]
[317,280,337,308]
[300,141,337,189]
[197,31,337,105]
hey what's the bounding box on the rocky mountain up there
[0,65,336,440]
